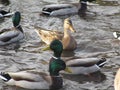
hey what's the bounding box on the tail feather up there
[0,72,11,82]
[113,32,120,40]
[97,58,107,67]
[113,32,118,38]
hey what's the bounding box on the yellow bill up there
[64,67,72,73]
[42,45,50,51]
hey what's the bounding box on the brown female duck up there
[35,18,77,51]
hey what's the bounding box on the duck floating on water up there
[0,10,14,18]
[0,11,24,45]
[114,68,120,90]
[63,57,106,75]
[43,40,107,75]
[0,40,71,90]
[35,18,77,51]
[41,0,96,16]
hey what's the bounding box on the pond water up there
[0,0,120,90]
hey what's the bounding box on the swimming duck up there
[0,40,71,89]
[63,57,106,75]
[0,11,24,45]
[43,39,107,75]
[35,18,77,51]
[114,68,120,90]
[41,0,96,16]
[0,10,14,18]
[113,32,120,40]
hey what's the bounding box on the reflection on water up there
[63,71,106,83]
[62,50,76,57]
[96,0,119,6]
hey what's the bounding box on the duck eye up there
[69,20,72,25]
[66,22,69,24]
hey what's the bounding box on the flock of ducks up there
[0,0,119,90]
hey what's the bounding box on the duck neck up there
[53,52,61,59]
[52,56,60,60]
[49,60,60,76]
[50,76,63,90]
[80,0,87,10]
[78,0,87,16]
[64,28,69,38]
[15,25,23,33]
[50,71,60,76]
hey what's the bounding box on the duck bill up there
[64,67,72,73]
[70,25,76,33]
[42,46,50,51]
[21,16,24,19]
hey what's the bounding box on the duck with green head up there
[0,40,71,90]
[43,40,107,75]
[0,11,24,45]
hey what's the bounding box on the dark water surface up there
[0,0,120,90]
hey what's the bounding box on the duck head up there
[43,39,72,75]
[50,39,63,57]
[49,58,66,76]
[43,39,63,57]
[64,18,76,33]
[12,11,21,27]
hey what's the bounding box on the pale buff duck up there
[114,68,120,90]
[35,18,77,51]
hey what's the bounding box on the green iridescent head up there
[49,59,66,76]
[50,39,63,57]
[43,40,72,75]
[12,11,21,27]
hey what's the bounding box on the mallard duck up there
[0,40,71,89]
[41,0,96,16]
[63,57,106,75]
[0,10,14,18]
[43,39,107,75]
[114,68,120,90]
[35,18,77,51]
[113,32,120,40]
[0,11,24,45]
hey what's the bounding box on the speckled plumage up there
[35,18,77,51]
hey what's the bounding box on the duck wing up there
[35,27,63,44]
[0,71,51,89]
[66,58,106,67]
[42,4,74,12]
[42,4,78,16]
[8,70,49,82]
[0,28,19,42]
